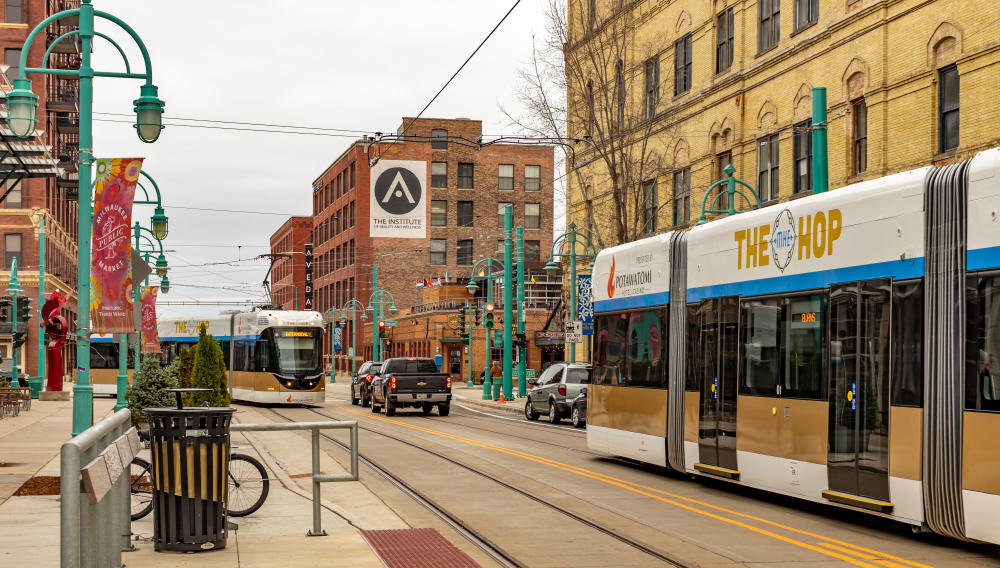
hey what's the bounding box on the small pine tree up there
[190,324,230,407]
[178,345,197,389]
[125,356,178,426]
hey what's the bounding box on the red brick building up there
[304,117,558,374]
[0,0,80,379]
[268,216,312,310]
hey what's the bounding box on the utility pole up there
[812,87,829,194]
[502,206,513,401]
[372,264,379,361]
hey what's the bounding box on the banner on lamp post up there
[140,286,160,353]
[90,158,143,333]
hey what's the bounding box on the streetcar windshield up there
[274,329,321,373]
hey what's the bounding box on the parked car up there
[371,357,452,416]
[350,361,382,407]
[570,387,587,428]
[524,363,591,424]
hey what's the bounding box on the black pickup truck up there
[371,357,452,416]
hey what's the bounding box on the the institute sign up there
[370,160,426,238]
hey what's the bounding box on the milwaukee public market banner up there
[140,286,160,353]
[90,158,143,333]
[369,160,426,238]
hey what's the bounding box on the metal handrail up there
[231,420,358,537]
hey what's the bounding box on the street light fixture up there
[133,83,165,143]
[155,253,168,277]
[150,206,168,239]
[159,275,170,294]
[6,77,38,137]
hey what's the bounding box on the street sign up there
[384,320,398,327]
[564,320,583,344]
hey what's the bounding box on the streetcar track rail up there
[283,405,695,568]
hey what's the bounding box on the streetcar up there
[588,146,1000,545]
[159,310,326,405]
[90,333,134,396]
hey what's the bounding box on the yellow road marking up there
[817,542,915,568]
[330,402,933,568]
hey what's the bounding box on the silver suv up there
[525,363,591,424]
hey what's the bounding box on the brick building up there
[268,216,312,310]
[564,0,1000,244]
[0,0,79,379]
[303,117,558,374]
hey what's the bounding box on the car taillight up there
[446,376,452,389]
[558,384,566,396]
[390,376,397,391]
[365,375,373,383]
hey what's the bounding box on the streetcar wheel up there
[227,454,269,517]
[437,403,450,416]
[385,395,396,416]
[548,402,561,424]
[421,403,433,415]
[571,405,584,428]
[130,457,154,521]
[524,401,539,421]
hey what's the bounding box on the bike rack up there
[230,421,359,536]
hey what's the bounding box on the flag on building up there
[90,158,143,333]
[416,280,424,288]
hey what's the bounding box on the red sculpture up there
[40,290,67,392]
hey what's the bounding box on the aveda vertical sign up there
[304,243,314,310]
[370,160,427,238]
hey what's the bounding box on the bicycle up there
[130,452,270,521]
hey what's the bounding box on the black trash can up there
[145,388,235,552]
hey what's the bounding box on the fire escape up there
[45,0,80,198]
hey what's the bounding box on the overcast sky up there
[87,1,558,319]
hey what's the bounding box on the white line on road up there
[455,402,582,431]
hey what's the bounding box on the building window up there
[939,64,959,153]
[525,203,541,229]
[524,165,541,191]
[497,202,512,227]
[457,239,473,266]
[615,60,625,128]
[457,162,474,188]
[672,168,690,226]
[757,134,780,201]
[350,202,355,227]
[793,120,812,194]
[852,99,867,175]
[674,34,692,96]
[349,162,355,188]
[644,58,659,120]
[431,200,447,226]
[350,240,355,265]
[431,129,448,150]
[4,48,20,87]
[498,164,514,190]
[759,0,780,52]
[716,151,732,211]
[430,239,446,265]
[794,0,819,31]
[524,240,541,262]
[716,8,734,74]
[4,184,21,208]
[431,162,447,188]
[457,201,474,227]
[642,179,657,234]
[4,233,20,268]
[4,0,22,23]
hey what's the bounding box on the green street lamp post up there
[6,259,27,388]
[338,298,366,380]
[544,222,597,363]
[30,216,45,398]
[464,303,476,388]
[8,0,165,435]
[367,264,397,362]
[501,206,514,401]
[466,256,504,400]
[696,164,761,225]
[516,226,527,398]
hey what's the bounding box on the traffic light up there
[378,320,386,330]
[0,295,11,333]
[11,329,25,348]
[484,303,495,329]
[458,308,466,331]
[16,296,30,324]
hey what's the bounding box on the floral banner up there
[140,286,160,353]
[90,158,143,333]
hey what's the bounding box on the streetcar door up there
[697,296,740,474]
[827,280,891,503]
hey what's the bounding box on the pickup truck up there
[371,357,452,416]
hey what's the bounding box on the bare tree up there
[502,0,674,248]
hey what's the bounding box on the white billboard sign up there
[370,160,427,238]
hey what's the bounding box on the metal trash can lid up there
[144,388,236,415]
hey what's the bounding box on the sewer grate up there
[361,528,480,568]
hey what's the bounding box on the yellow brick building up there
[565,0,1000,243]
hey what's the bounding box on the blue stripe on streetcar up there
[968,245,1000,271]
[595,291,669,313]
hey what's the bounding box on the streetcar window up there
[275,331,321,373]
[966,275,1000,412]
[783,293,826,399]
[742,298,782,396]
[626,309,668,388]
[686,303,698,390]
[91,343,118,369]
[256,339,271,372]
[594,313,627,386]
[891,280,923,407]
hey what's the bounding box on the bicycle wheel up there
[226,453,269,517]
[130,457,154,521]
